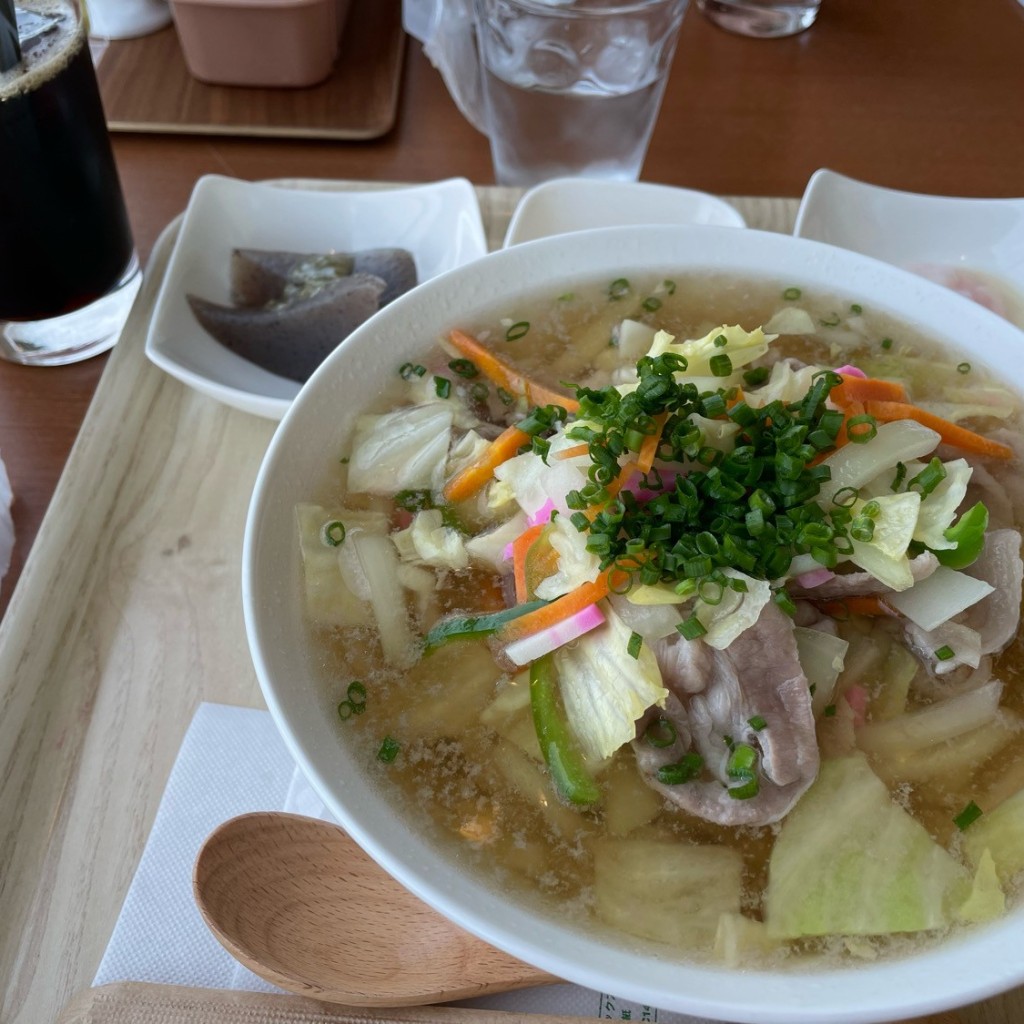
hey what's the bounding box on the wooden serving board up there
[0,185,1017,1024]
[95,0,405,139]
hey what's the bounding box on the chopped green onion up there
[677,615,707,641]
[497,386,515,405]
[748,715,767,731]
[823,704,837,717]
[337,691,366,719]
[657,753,704,785]
[908,457,947,497]
[627,631,643,659]
[470,381,489,402]
[321,520,346,547]
[645,717,678,748]
[448,358,479,378]
[709,353,733,377]
[608,278,631,300]
[742,366,770,387]
[399,362,427,380]
[505,321,530,341]
[433,375,451,399]
[846,414,878,443]
[642,296,662,312]
[713,333,729,348]
[934,645,956,661]
[957,362,972,374]
[850,303,863,314]
[377,736,400,763]
[661,279,677,295]
[881,337,893,350]
[783,287,802,301]
[953,800,983,831]
[820,313,841,327]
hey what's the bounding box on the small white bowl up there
[146,176,488,419]
[503,178,746,247]
[244,223,1024,1024]
[795,169,1024,329]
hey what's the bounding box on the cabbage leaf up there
[347,404,453,495]
[765,754,965,938]
[553,605,668,761]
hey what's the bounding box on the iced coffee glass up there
[474,0,688,188]
[0,0,141,365]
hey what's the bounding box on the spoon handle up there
[61,982,967,1024]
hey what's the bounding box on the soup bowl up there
[243,224,1024,1024]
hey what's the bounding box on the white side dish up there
[504,178,746,248]
[795,169,1024,330]
[146,176,488,420]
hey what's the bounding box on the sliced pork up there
[636,602,818,826]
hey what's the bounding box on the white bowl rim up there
[243,222,1024,1024]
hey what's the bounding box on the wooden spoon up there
[193,811,556,1006]
[194,811,966,1023]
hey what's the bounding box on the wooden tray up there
[95,0,405,140]
[1,186,1016,1024]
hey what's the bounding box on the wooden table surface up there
[0,2,1023,1021]
[2,0,1023,620]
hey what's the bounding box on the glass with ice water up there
[474,0,689,188]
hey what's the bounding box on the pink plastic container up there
[171,0,351,88]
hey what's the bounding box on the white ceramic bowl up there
[244,224,1024,1024]
[795,168,1024,329]
[504,178,746,247]
[146,175,488,419]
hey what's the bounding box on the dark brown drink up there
[0,1,134,322]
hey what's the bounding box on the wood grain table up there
[1,1,1023,1022]
[2,0,1023,622]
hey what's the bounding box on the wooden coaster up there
[95,0,405,140]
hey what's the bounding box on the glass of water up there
[696,0,820,38]
[474,0,689,188]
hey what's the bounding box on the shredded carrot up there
[448,329,580,413]
[831,374,909,407]
[442,424,529,504]
[863,400,1014,459]
[512,524,545,603]
[636,413,668,475]
[818,595,897,619]
[496,573,620,643]
[555,443,590,461]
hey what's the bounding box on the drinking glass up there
[696,0,820,38]
[474,0,689,188]
[0,0,141,365]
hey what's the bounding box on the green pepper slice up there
[936,501,988,569]
[422,599,548,654]
[529,653,601,807]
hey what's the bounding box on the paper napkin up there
[94,702,716,1024]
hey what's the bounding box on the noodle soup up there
[297,269,1024,967]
